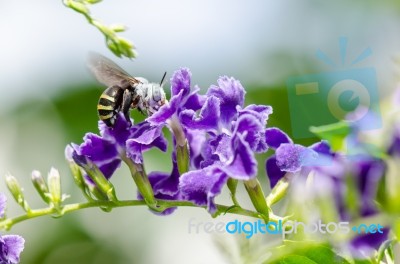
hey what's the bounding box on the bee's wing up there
[87,52,140,87]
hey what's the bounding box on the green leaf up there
[277,255,317,264]
[268,241,350,264]
[376,239,396,263]
[309,121,350,151]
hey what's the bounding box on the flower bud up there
[31,170,50,204]
[5,174,30,212]
[47,168,62,209]
[73,153,117,202]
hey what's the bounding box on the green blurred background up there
[1,0,400,263]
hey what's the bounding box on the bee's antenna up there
[160,71,167,86]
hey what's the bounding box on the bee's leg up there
[122,89,133,126]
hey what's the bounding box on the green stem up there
[168,116,189,175]
[121,155,157,209]
[227,179,240,206]
[266,176,290,207]
[0,199,266,231]
[79,159,117,202]
[244,178,269,222]
[176,141,190,175]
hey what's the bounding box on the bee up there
[87,52,167,127]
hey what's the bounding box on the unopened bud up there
[47,168,61,208]
[31,170,50,204]
[74,156,117,202]
[5,174,30,212]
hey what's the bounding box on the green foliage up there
[63,0,136,59]
[267,241,350,264]
[376,239,396,264]
[309,121,350,151]
[246,85,318,147]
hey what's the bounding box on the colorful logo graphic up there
[286,37,381,138]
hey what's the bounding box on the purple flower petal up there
[186,129,207,169]
[307,140,334,166]
[0,194,6,218]
[198,137,220,169]
[309,140,333,156]
[99,113,132,148]
[179,167,228,214]
[180,96,221,131]
[350,228,389,258]
[275,143,317,172]
[183,85,207,111]
[125,141,143,164]
[238,104,273,126]
[265,127,292,149]
[126,124,168,164]
[266,156,286,189]
[64,145,74,162]
[213,133,232,163]
[354,158,385,217]
[207,76,245,126]
[147,90,184,125]
[72,138,121,179]
[0,235,25,264]
[171,68,191,97]
[223,134,258,180]
[98,159,121,179]
[234,113,268,153]
[130,122,164,145]
[79,133,119,162]
[150,171,179,197]
[144,161,180,215]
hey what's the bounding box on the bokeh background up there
[1,0,400,263]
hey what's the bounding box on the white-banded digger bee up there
[87,52,167,127]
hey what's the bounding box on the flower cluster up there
[265,127,390,257]
[69,68,396,260]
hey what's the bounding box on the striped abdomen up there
[97,85,124,127]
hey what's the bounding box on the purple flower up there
[179,167,229,214]
[0,235,24,264]
[340,157,385,220]
[143,154,181,215]
[265,127,332,188]
[147,68,206,126]
[176,74,273,213]
[70,113,167,180]
[206,76,245,127]
[349,228,390,259]
[267,127,387,257]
